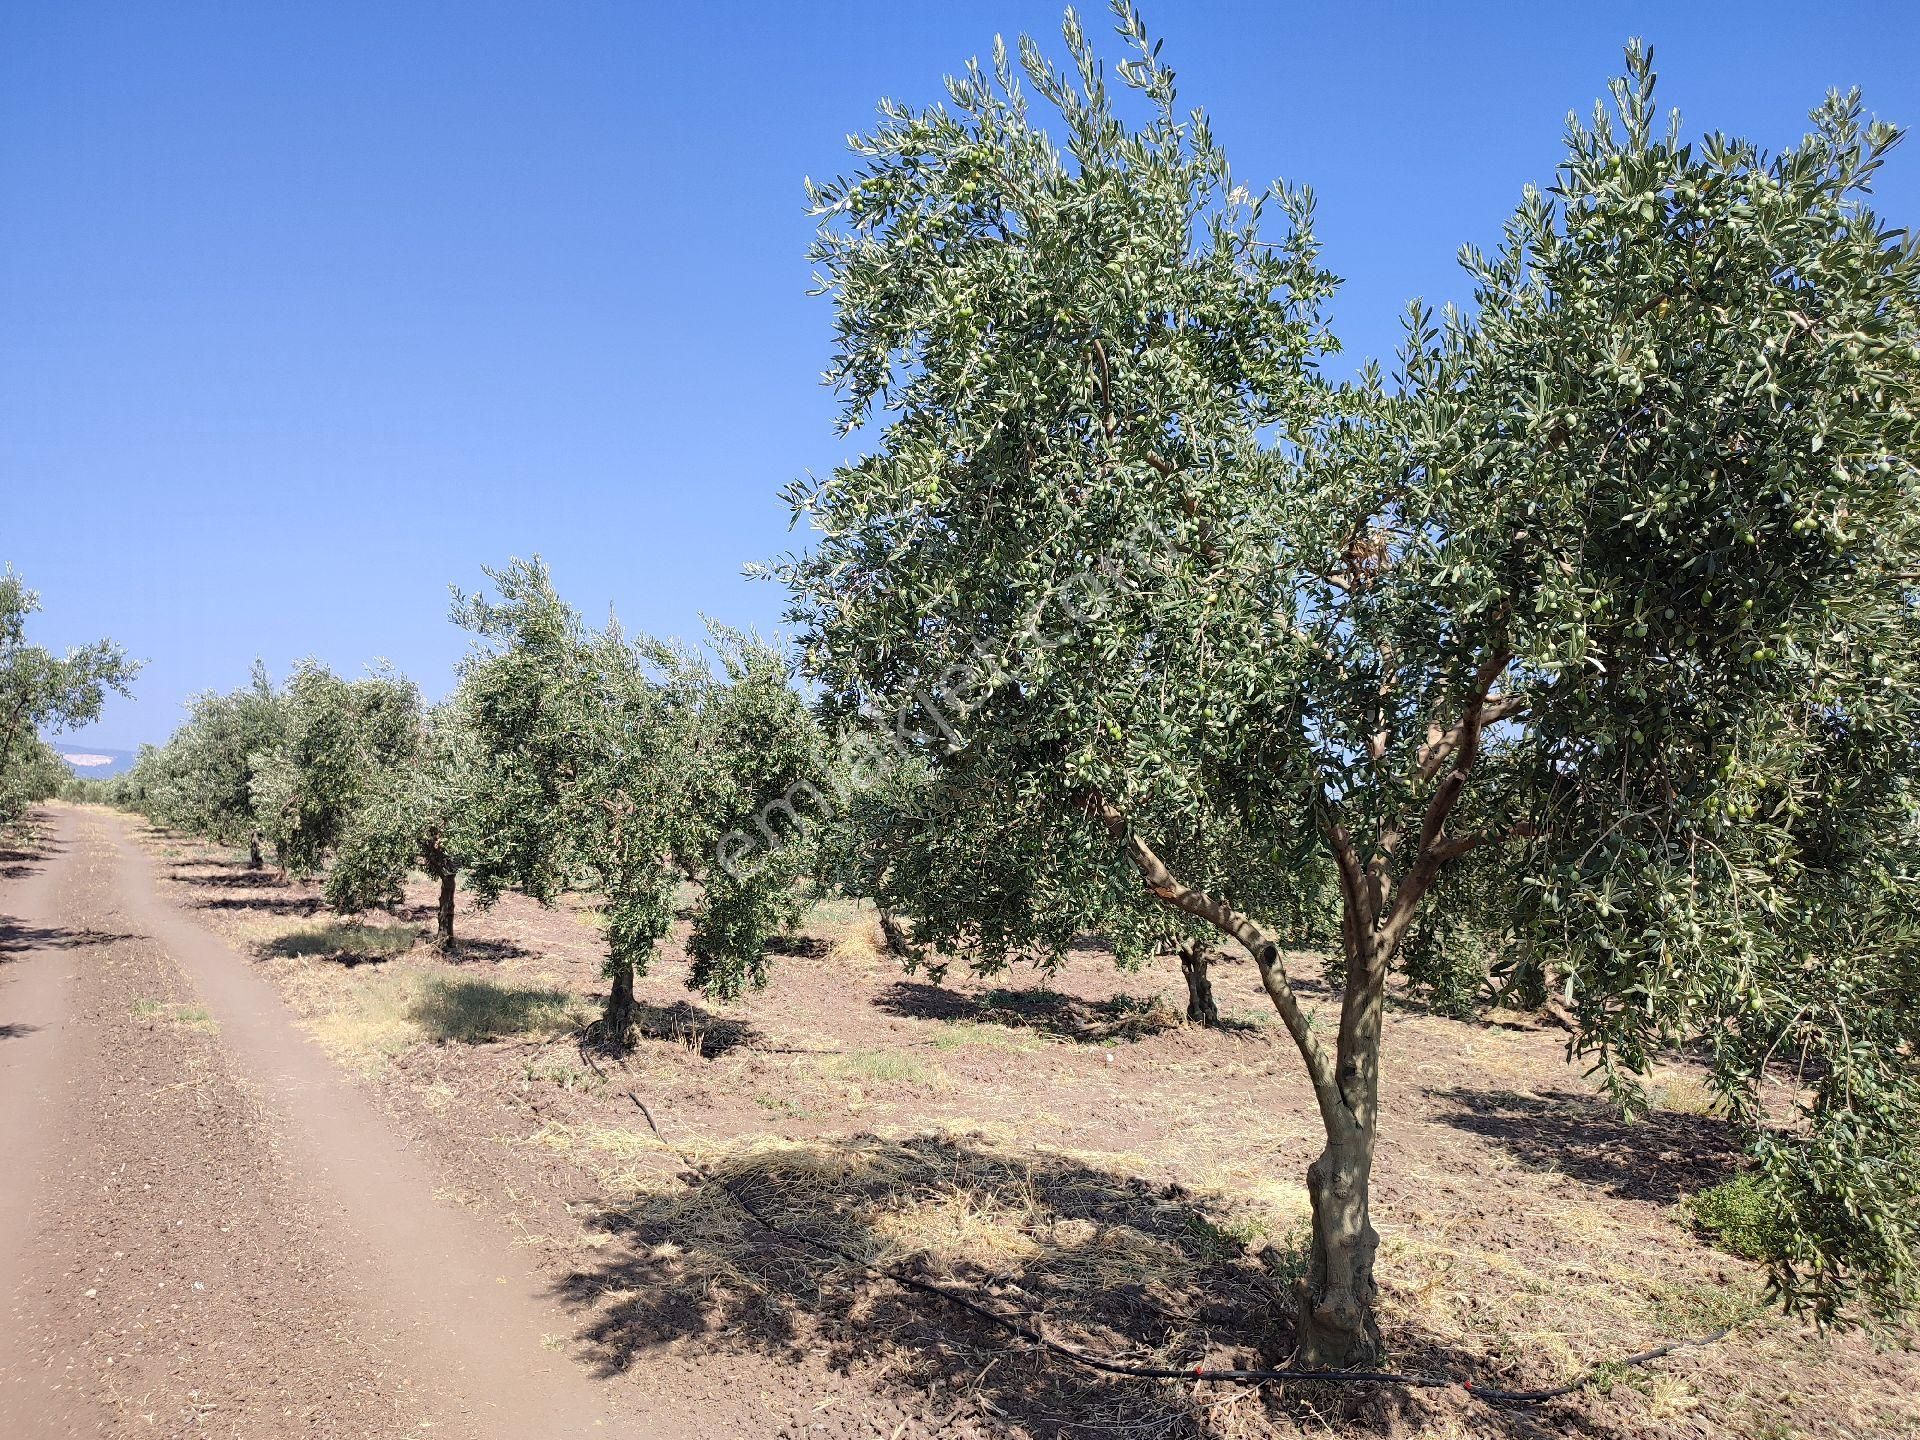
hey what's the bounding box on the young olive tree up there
[682,626,829,1000]
[249,661,420,877]
[453,562,690,1036]
[784,8,1920,1363]
[132,663,284,863]
[453,560,825,1041]
[325,699,490,951]
[0,568,140,827]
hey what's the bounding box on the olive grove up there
[71,6,1920,1371]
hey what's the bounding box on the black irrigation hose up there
[612,1087,1731,1409]
[1458,1331,1731,1404]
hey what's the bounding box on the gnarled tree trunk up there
[1291,906,1393,1368]
[1295,1132,1382,1368]
[1179,938,1219,1027]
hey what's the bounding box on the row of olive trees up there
[773,5,1920,1359]
[120,660,416,884]
[119,560,827,1044]
[0,569,139,831]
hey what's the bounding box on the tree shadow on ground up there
[407,977,587,1044]
[384,915,535,963]
[874,979,1204,1045]
[0,837,64,882]
[441,936,536,963]
[374,900,536,962]
[764,933,833,959]
[192,892,329,918]
[548,1130,1626,1440]
[172,864,539,965]
[1426,1086,1740,1204]
[570,997,762,1060]
[265,921,421,965]
[0,1022,40,1040]
[1,916,142,960]
[169,863,281,890]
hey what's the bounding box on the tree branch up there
[1092,794,1348,1125]
[1414,692,1527,783]
[1428,821,1541,864]
[1377,648,1512,958]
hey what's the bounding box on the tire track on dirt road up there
[0,810,92,1429]
[0,808,665,1437]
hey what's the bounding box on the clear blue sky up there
[6,2,1917,748]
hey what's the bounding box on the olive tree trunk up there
[1294,926,1390,1369]
[603,959,636,1045]
[433,869,457,952]
[1092,791,1441,1371]
[1296,1131,1382,1367]
[1179,939,1220,1027]
[247,831,264,870]
[877,908,912,957]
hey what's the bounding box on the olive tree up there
[0,568,140,827]
[132,663,284,863]
[453,561,688,1035]
[249,661,420,877]
[783,7,1919,1363]
[325,699,490,951]
[682,625,829,1000]
[1406,62,1920,1323]
[453,560,825,1040]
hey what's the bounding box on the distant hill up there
[58,746,138,779]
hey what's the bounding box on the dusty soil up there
[0,808,680,1437]
[8,804,1917,1438]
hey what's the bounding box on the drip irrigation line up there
[1457,1331,1730,1404]
[608,1085,1731,1409]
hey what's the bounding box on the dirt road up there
[0,807,662,1438]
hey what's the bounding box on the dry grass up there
[1367,1150,1775,1403]
[298,961,591,1071]
[528,1120,676,1194]
[800,896,902,972]
[1650,1070,1723,1117]
[926,1019,1044,1051]
[824,1049,951,1092]
[1191,1157,1312,1254]
[132,998,216,1029]
[829,923,890,969]
[268,920,421,961]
